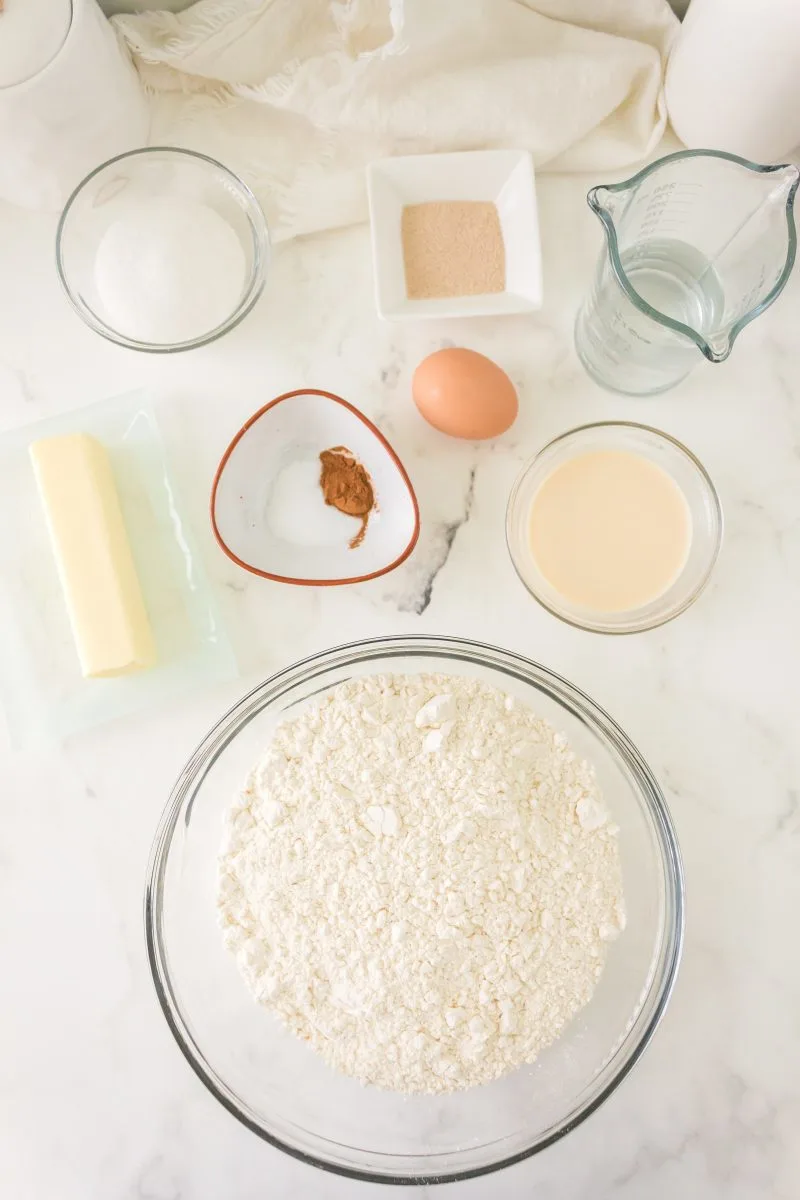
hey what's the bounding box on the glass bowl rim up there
[55,145,269,354]
[145,634,684,1185]
[506,421,724,635]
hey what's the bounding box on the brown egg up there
[412,348,518,440]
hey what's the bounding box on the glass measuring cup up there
[574,150,800,396]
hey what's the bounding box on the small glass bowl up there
[56,147,268,353]
[506,422,723,635]
[146,635,684,1185]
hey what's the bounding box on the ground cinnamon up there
[319,446,375,549]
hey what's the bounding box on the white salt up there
[93,197,247,345]
[268,458,356,548]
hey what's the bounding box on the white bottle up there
[0,0,149,210]
[665,0,800,163]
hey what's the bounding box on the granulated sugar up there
[401,201,506,300]
[93,196,247,344]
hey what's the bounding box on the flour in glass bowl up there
[216,673,626,1095]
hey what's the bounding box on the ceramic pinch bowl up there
[211,390,419,585]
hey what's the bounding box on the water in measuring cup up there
[575,238,725,395]
[625,239,724,331]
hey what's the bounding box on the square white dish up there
[0,391,236,747]
[367,149,542,321]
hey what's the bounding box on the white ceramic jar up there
[665,0,800,163]
[0,0,149,210]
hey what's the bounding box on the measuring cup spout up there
[703,330,734,364]
[772,162,800,202]
[587,185,621,228]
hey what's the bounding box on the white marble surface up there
[0,170,799,1200]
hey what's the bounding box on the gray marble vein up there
[395,464,477,615]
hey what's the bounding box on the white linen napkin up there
[113,0,678,241]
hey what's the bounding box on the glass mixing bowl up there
[56,147,268,353]
[146,636,683,1185]
[506,423,723,635]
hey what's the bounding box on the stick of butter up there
[30,433,157,678]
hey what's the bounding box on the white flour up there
[217,673,626,1094]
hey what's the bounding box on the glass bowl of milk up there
[56,147,269,352]
[506,422,723,634]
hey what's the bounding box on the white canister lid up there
[0,0,73,89]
